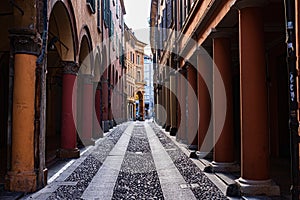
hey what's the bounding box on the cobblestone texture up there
[46,124,128,200]
[112,123,164,199]
[149,122,227,200]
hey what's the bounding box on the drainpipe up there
[283,0,299,199]
[36,0,48,187]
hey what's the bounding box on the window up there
[166,0,173,28]
[116,0,119,18]
[97,0,101,32]
[103,0,110,27]
[137,55,140,65]
[87,0,96,14]
[137,71,141,82]
[133,53,135,64]
[110,11,114,37]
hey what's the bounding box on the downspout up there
[35,0,48,188]
[283,0,299,199]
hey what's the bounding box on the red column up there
[176,71,182,140]
[178,68,188,143]
[197,53,212,157]
[239,5,268,181]
[59,61,80,158]
[211,36,236,171]
[187,65,198,149]
[165,79,171,131]
[101,71,109,132]
[93,82,102,139]
[236,1,279,195]
[81,75,94,146]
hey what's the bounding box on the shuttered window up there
[109,10,114,37]
[166,0,173,28]
[103,0,110,28]
[87,0,96,14]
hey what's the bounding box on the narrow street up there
[24,121,227,200]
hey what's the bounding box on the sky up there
[123,0,152,55]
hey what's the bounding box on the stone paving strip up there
[24,123,130,200]
[145,123,197,200]
[80,123,135,199]
[148,122,228,200]
[111,122,164,199]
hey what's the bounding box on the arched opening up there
[46,1,75,166]
[0,0,12,185]
[77,34,94,146]
[136,91,144,121]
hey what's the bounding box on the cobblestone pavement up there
[24,121,228,200]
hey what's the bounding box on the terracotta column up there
[165,76,171,131]
[187,65,198,149]
[58,61,80,159]
[158,82,163,125]
[210,35,236,172]
[170,71,177,136]
[197,53,212,157]
[236,0,279,195]
[101,72,109,132]
[81,75,94,146]
[177,68,188,143]
[93,82,102,139]
[6,29,40,192]
[176,70,183,140]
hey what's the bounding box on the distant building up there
[124,24,147,121]
[144,55,154,119]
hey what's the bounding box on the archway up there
[77,33,94,146]
[46,1,76,166]
[0,0,12,185]
[136,91,144,121]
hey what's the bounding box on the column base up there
[204,161,240,173]
[58,148,80,159]
[165,125,171,132]
[188,144,198,150]
[235,177,280,196]
[162,123,166,129]
[170,127,177,136]
[5,171,37,192]
[196,151,213,159]
[103,121,110,132]
[109,120,114,129]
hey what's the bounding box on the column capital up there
[61,61,79,75]
[234,0,267,10]
[96,82,101,90]
[9,28,41,56]
[210,28,234,39]
[81,74,93,84]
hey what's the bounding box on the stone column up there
[58,61,80,159]
[187,64,198,149]
[236,0,279,196]
[208,35,237,172]
[6,29,40,192]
